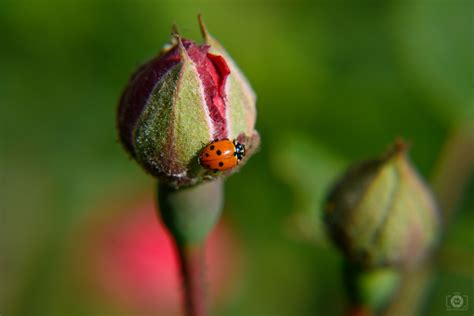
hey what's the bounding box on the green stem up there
[157,179,224,316]
[158,179,224,246]
[344,263,400,316]
[432,124,474,221]
[382,265,433,316]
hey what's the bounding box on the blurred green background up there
[1,1,473,315]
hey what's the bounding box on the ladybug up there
[199,139,245,172]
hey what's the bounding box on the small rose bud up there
[117,17,259,187]
[324,141,441,269]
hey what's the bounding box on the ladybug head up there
[234,142,245,160]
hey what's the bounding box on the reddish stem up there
[347,305,374,316]
[176,242,207,316]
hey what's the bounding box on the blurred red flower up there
[72,198,239,315]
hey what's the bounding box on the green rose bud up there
[324,141,441,269]
[117,17,259,188]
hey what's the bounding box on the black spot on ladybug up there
[216,150,222,155]
[205,153,209,157]
[210,145,215,150]
[219,162,224,167]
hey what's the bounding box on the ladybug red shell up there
[199,139,245,172]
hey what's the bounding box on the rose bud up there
[117,17,259,188]
[324,140,441,269]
